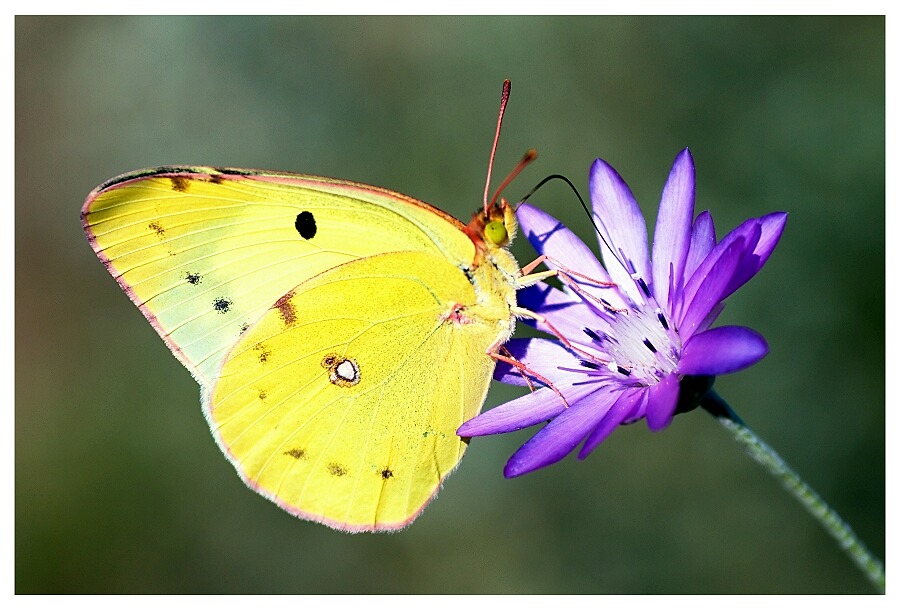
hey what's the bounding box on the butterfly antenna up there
[483,79,511,214]
[489,149,538,207]
[521,173,621,268]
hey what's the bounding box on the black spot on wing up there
[213,297,232,314]
[380,468,393,480]
[295,211,316,239]
[185,272,202,285]
[254,343,271,364]
[148,222,165,237]
[285,448,308,460]
[327,463,347,477]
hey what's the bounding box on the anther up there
[605,362,632,377]
[657,311,670,330]
[584,327,616,345]
[636,276,651,298]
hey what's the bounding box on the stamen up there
[559,365,607,376]
[584,327,617,345]
[657,310,670,330]
[557,272,623,318]
[599,298,617,315]
[583,297,681,385]
[635,276,651,298]
[580,360,602,370]
[619,250,636,274]
[605,361,633,377]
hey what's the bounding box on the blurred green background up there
[16,16,884,593]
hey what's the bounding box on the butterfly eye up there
[484,220,508,246]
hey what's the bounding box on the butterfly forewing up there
[82,168,477,386]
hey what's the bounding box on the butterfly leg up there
[519,254,617,290]
[510,305,604,367]
[516,255,626,348]
[488,348,570,409]
[544,255,617,288]
[518,254,549,277]
[496,344,538,392]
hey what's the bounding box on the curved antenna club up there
[483,79,512,213]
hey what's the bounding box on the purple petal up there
[678,212,781,323]
[458,387,566,436]
[652,149,695,314]
[679,326,769,375]
[684,211,716,288]
[578,388,645,458]
[679,216,757,318]
[517,204,626,309]
[645,373,680,431]
[693,301,726,335]
[517,204,611,280]
[679,239,745,338]
[492,338,582,386]
[458,379,604,437]
[723,211,788,298]
[503,384,622,477]
[589,158,651,304]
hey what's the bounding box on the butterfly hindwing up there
[206,251,503,531]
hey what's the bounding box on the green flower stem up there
[700,389,885,593]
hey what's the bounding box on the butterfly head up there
[466,198,517,252]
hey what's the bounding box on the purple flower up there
[458,149,787,478]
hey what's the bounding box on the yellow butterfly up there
[81,82,541,532]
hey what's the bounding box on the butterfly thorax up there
[458,200,520,340]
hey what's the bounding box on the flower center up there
[582,299,681,386]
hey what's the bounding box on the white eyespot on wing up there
[321,354,361,387]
